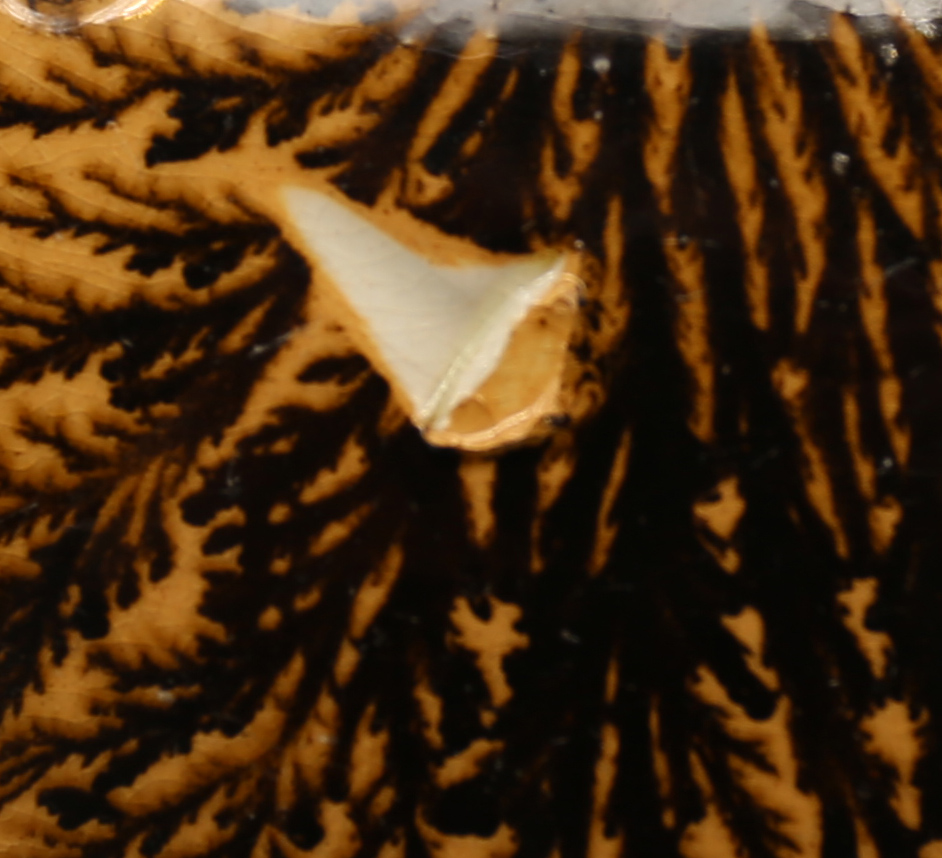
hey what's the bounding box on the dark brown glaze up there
[0,3,939,856]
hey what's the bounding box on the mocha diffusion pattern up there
[0,2,939,856]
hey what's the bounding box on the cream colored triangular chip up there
[282,186,582,450]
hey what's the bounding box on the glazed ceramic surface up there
[0,1,940,857]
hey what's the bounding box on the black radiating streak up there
[0,11,937,858]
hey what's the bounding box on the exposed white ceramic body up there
[284,188,570,437]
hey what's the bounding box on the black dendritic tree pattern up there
[0,6,936,858]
